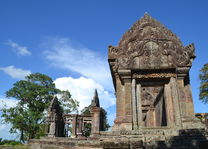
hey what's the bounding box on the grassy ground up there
[0,145,30,149]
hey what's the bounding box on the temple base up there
[30,128,208,149]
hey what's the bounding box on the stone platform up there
[29,128,208,149]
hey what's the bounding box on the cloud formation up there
[0,97,19,140]
[43,37,113,90]
[6,40,31,56]
[0,97,18,109]
[54,76,115,111]
[43,37,116,123]
[0,65,31,79]
[0,123,18,140]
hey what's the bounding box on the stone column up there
[48,113,56,137]
[48,122,56,137]
[124,78,132,129]
[183,84,195,118]
[115,75,125,123]
[132,78,138,129]
[170,77,182,128]
[71,115,77,138]
[77,117,83,137]
[177,77,187,120]
[118,69,132,130]
[91,107,101,136]
[164,83,174,127]
[136,84,143,128]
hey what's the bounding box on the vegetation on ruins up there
[81,105,110,137]
[0,138,22,146]
[0,73,79,142]
[199,63,208,103]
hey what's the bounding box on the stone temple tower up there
[108,14,204,131]
[30,14,208,149]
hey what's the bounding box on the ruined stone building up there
[30,14,208,149]
[46,89,102,138]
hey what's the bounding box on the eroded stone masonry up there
[30,14,208,149]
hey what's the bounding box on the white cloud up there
[43,37,116,123]
[6,40,31,56]
[0,123,18,140]
[43,37,113,90]
[0,97,19,140]
[0,97,18,109]
[54,76,115,111]
[0,65,31,79]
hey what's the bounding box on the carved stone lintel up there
[133,72,176,79]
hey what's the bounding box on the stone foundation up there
[30,128,208,149]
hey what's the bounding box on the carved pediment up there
[108,14,195,71]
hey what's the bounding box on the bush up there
[0,138,22,146]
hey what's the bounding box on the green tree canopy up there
[199,63,208,103]
[1,73,79,142]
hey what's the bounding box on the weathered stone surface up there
[109,14,195,71]
[109,13,205,131]
[46,96,65,137]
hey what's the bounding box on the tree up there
[1,73,79,142]
[100,108,110,131]
[199,63,208,103]
[81,105,110,137]
[58,91,79,114]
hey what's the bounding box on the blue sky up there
[0,0,208,140]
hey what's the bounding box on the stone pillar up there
[170,77,182,128]
[184,84,195,118]
[132,78,138,129]
[177,77,187,121]
[91,107,101,136]
[71,115,77,138]
[118,69,132,130]
[77,117,83,137]
[124,78,132,129]
[48,122,56,137]
[136,84,143,128]
[164,83,174,127]
[115,75,125,123]
[48,112,57,137]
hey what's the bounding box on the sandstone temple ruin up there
[46,89,103,138]
[30,14,208,149]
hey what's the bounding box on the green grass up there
[0,145,30,149]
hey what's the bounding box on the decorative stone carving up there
[109,13,195,72]
[133,72,176,79]
[108,14,205,132]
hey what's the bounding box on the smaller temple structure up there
[45,89,102,138]
[46,96,65,137]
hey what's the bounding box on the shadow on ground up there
[144,129,208,149]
